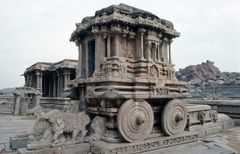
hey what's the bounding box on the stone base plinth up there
[10,135,29,150]
[90,133,198,154]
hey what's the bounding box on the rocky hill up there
[0,88,15,96]
[176,60,240,86]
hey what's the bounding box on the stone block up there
[10,136,28,150]
[62,143,89,154]
[0,144,5,153]
[217,113,235,129]
[20,100,29,115]
[233,119,240,126]
[189,122,221,137]
[204,124,221,136]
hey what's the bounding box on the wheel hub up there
[117,99,154,142]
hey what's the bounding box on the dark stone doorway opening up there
[88,40,95,77]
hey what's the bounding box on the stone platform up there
[0,113,238,154]
[90,133,198,154]
[186,99,240,119]
[14,127,240,154]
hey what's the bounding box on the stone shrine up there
[24,59,78,97]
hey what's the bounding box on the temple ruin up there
[24,59,77,97]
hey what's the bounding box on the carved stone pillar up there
[162,37,169,62]
[78,42,82,77]
[34,94,41,107]
[157,34,163,62]
[122,34,127,57]
[13,93,21,115]
[107,36,111,57]
[40,74,43,92]
[95,34,104,71]
[29,74,33,87]
[115,35,120,57]
[64,72,67,90]
[36,70,42,92]
[169,39,173,64]
[67,73,71,83]
[138,28,146,60]
[158,43,161,62]
[36,72,40,90]
[140,32,144,60]
[85,41,89,78]
[153,43,157,61]
[63,70,71,90]
[25,75,29,87]
[82,42,86,78]
[147,42,151,61]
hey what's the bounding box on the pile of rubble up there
[176,60,240,86]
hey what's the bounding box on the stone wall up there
[0,95,14,113]
[190,85,240,99]
[40,97,71,110]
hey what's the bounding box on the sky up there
[0,0,240,89]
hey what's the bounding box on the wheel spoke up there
[161,99,187,136]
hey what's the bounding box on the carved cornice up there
[70,8,180,42]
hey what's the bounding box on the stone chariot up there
[69,3,217,145]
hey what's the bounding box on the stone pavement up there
[148,127,240,154]
[0,114,35,144]
[0,114,240,154]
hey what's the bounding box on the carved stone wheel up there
[161,99,187,136]
[117,99,154,142]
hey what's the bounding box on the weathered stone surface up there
[10,136,28,150]
[186,104,216,127]
[62,143,89,154]
[0,88,15,114]
[0,87,42,115]
[189,122,221,137]
[90,133,198,154]
[147,139,237,154]
[0,117,35,145]
[13,87,42,116]
[18,147,62,154]
[85,116,106,142]
[217,113,235,129]
[0,100,14,114]
[187,99,240,119]
[0,113,238,154]
[26,107,90,149]
[0,144,5,153]
[16,143,90,154]
[67,3,231,147]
